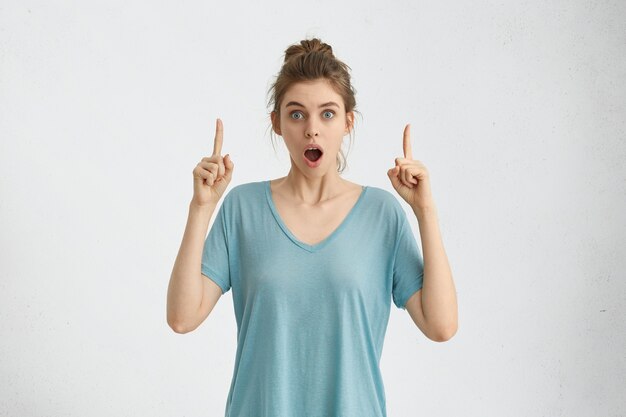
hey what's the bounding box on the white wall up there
[1,1,624,416]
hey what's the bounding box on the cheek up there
[282,121,297,132]
[280,127,301,152]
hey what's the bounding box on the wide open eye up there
[290,111,304,120]
[323,110,335,119]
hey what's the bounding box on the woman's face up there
[271,78,354,177]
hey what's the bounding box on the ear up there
[344,111,354,135]
[271,111,282,136]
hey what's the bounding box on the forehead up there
[282,79,343,107]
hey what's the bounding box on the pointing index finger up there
[403,124,413,160]
[212,118,223,156]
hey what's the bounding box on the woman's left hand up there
[387,124,435,212]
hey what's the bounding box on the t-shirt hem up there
[201,264,229,294]
[396,281,424,310]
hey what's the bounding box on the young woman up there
[167,38,457,417]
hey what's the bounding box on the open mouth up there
[304,148,323,162]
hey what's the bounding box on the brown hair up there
[267,38,360,173]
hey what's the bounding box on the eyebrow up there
[285,101,340,109]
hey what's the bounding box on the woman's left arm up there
[387,124,458,342]
[410,204,458,342]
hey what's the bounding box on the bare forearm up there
[413,205,458,339]
[167,202,217,329]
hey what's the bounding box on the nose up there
[305,122,319,138]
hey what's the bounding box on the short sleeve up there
[201,200,231,294]
[391,211,424,310]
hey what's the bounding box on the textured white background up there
[1,1,624,416]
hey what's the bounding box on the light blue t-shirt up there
[201,180,424,417]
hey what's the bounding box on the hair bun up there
[284,38,334,62]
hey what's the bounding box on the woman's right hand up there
[191,118,234,207]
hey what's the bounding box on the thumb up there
[223,154,234,180]
[387,166,401,189]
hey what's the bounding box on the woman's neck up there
[275,166,348,205]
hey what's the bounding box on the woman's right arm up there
[166,118,234,333]
[167,202,220,333]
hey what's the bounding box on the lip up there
[303,143,324,154]
[303,144,324,168]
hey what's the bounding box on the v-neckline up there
[264,180,368,253]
